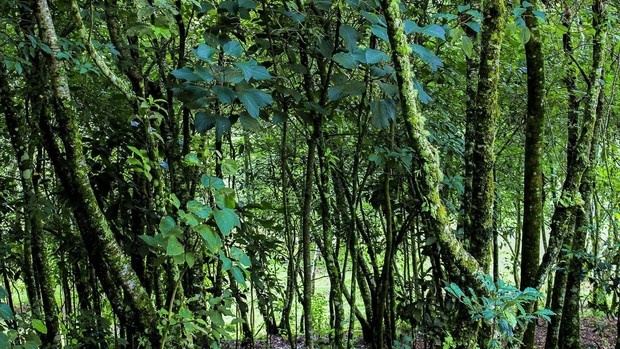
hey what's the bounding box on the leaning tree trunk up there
[30,0,159,345]
[520,0,546,347]
[0,64,60,347]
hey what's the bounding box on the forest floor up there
[222,317,618,348]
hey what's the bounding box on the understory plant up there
[445,274,554,348]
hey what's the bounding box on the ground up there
[222,317,618,348]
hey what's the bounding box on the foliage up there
[0,286,46,349]
[445,274,554,348]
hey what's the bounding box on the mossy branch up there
[69,0,136,103]
[379,0,483,285]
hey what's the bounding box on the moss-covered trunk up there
[521,1,546,347]
[0,64,60,347]
[30,0,159,345]
[531,0,606,294]
[467,0,506,274]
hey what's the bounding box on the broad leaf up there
[201,175,225,190]
[187,200,212,219]
[222,41,243,57]
[212,86,236,104]
[172,67,201,81]
[370,99,396,128]
[234,60,271,82]
[421,24,446,40]
[159,216,176,235]
[166,235,184,256]
[213,207,240,235]
[32,319,47,334]
[193,43,217,62]
[237,88,273,118]
[339,24,358,52]
[333,52,358,69]
[197,225,222,253]
[411,44,443,71]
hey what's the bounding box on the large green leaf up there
[32,319,47,334]
[187,200,212,219]
[201,175,225,190]
[166,235,184,256]
[332,53,358,69]
[237,88,273,118]
[197,225,222,253]
[339,24,358,52]
[212,86,237,104]
[370,99,396,128]
[0,303,14,321]
[159,216,176,235]
[231,266,246,287]
[195,112,216,133]
[172,67,201,81]
[411,44,443,71]
[421,24,446,40]
[222,41,243,57]
[193,43,217,62]
[234,60,271,82]
[213,207,240,235]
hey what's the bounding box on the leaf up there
[212,86,237,104]
[339,24,358,52]
[231,266,246,287]
[159,216,176,235]
[370,99,396,129]
[364,48,390,64]
[283,10,306,23]
[237,88,273,118]
[0,304,13,320]
[240,114,261,131]
[411,44,443,71]
[193,43,218,62]
[234,60,271,82]
[404,20,421,34]
[371,25,389,42]
[213,207,240,235]
[533,10,546,21]
[222,41,243,57]
[172,67,201,81]
[465,21,480,33]
[520,26,531,44]
[513,7,526,16]
[332,52,358,69]
[414,80,433,104]
[201,175,225,190]
[166,235,184,256]
[187,200,212,219]
[421,24,446,40]
[32,319,47,334]
[195,112,216,133]
[197,225,222,253]
[139,234,159,247]
[461,35,474,59]
[220,252,232,270]
[214,117,232,140]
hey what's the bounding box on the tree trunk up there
[521,1,546,347]
[30,0,159,345]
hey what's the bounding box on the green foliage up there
[445,274,554,348]
[0,286,46,349]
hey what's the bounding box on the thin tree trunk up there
[521,1,546,347]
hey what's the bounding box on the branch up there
[69,0,136,103]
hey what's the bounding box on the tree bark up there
[521,1,546,347]
[30,0,159,345]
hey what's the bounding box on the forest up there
[0,0,619,348]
